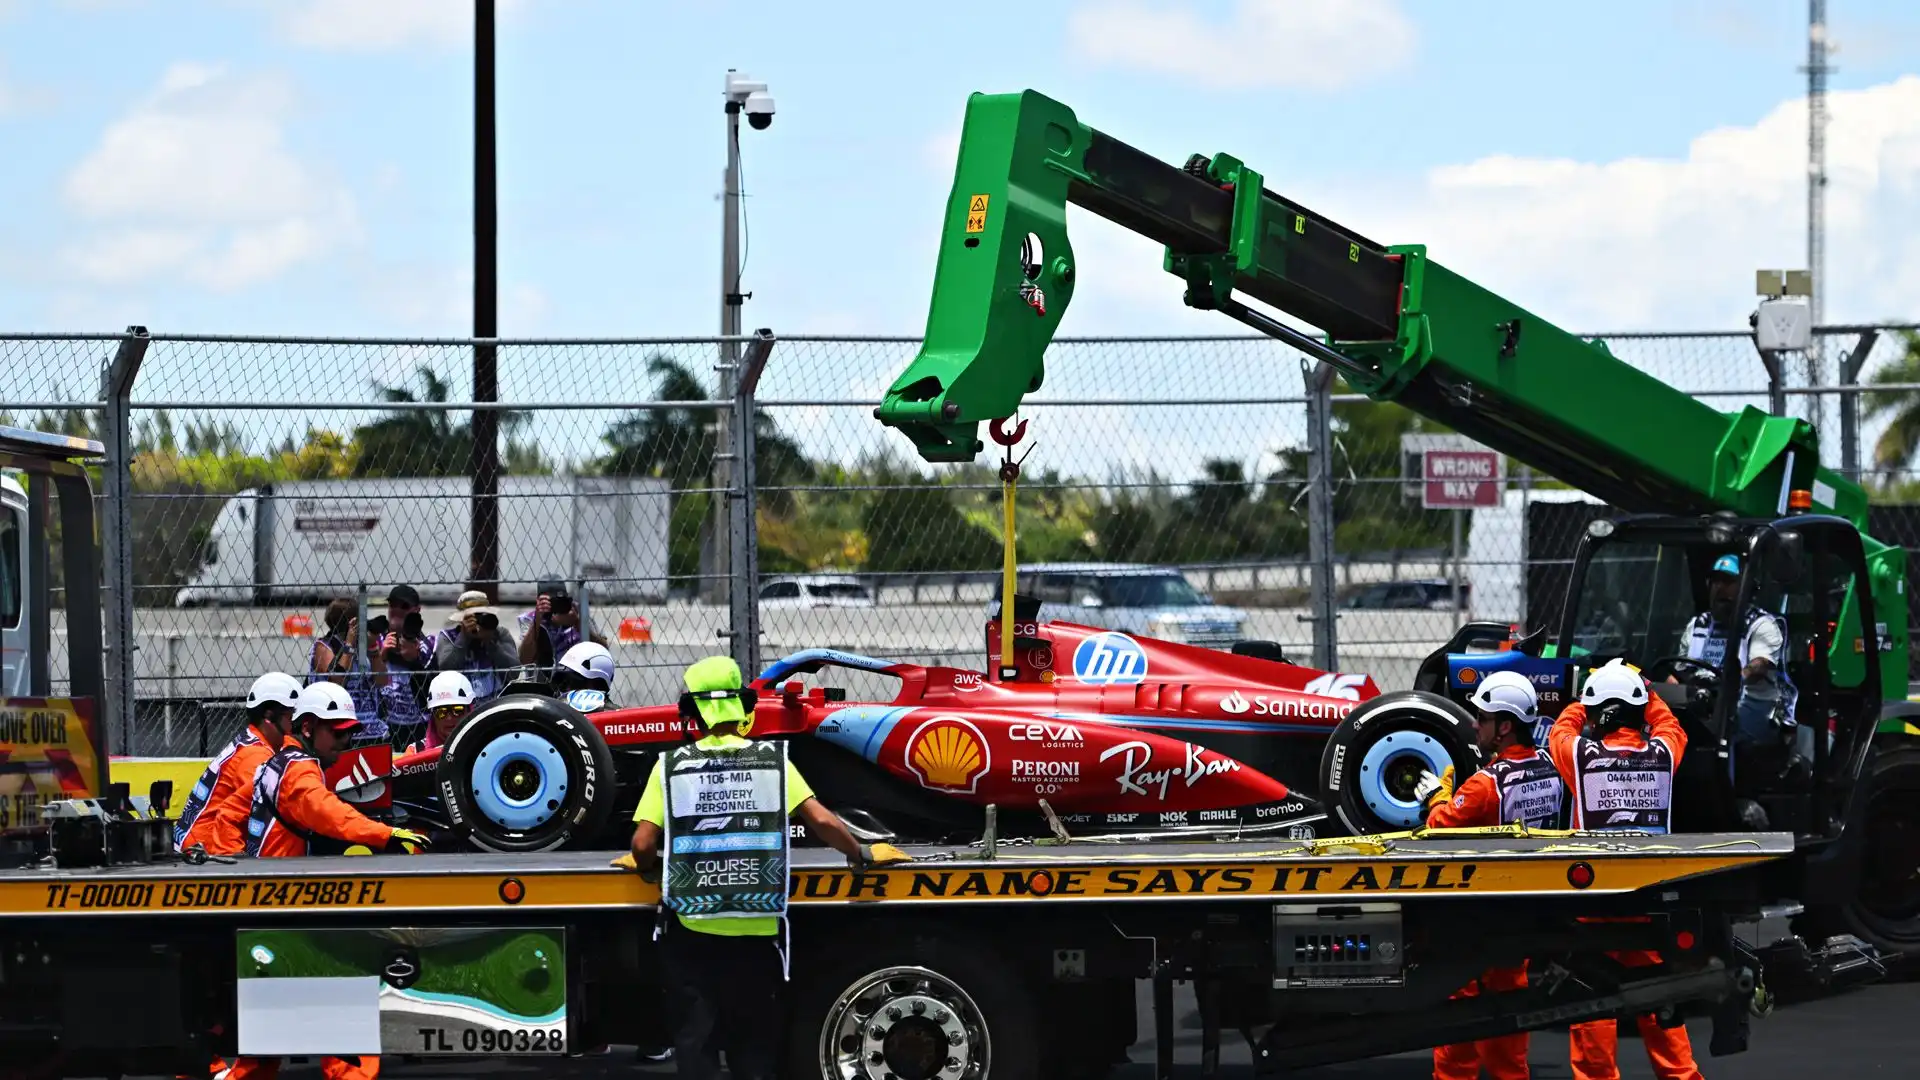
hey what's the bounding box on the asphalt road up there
[225,976,1915,1079]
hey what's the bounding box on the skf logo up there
[1218,691,1250,715]
[905,716,990,794]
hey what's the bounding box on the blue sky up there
[4,0,1918,343]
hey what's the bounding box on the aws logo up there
[905,716,990,795]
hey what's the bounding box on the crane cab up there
[1550,513,1885,837]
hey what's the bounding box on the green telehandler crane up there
[877,89,1920,963]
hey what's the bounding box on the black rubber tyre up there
[435,694,617,853]
[787,927,1039,1080]
[1830,740,1920,962]
[1318,689,1479,835]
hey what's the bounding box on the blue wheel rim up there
[470,730,569,832]
[1356,730,1452,828]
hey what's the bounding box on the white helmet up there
[295,682,359,727]
[1580,659,1649,708]
[427,670,475,711]
[1470,670,1537,721]
[245,671,303,712]
[558,642,615,689]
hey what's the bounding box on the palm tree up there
[350,366,528,477]
[597,354,813,506]
[1864,331,1920,475]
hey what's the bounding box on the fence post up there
[727,330,775,675]
[1303,359,1338,671]
[1837,329,1877,482]
[98,326,148,755]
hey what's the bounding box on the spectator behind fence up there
[373,586,433,748]
[434,589,519,700]
[309,597,388,740]
[518,577,608,678]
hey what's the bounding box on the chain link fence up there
[3,324,1917,755]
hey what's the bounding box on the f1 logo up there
[694,816,731,831]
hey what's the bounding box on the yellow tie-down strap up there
[0,834,1783,917]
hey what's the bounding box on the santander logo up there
[1219,691,1250,715]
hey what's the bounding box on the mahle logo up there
[1072,632,1149,686]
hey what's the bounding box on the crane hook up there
[989,415,1028,446]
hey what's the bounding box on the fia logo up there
[1219,691,1250,715]
[1072,632,1149,686]
[1304,672,1368,701]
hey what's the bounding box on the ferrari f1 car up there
[384,599,1569,854]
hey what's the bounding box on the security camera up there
[744,90,775,130]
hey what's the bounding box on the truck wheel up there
[1318,690,1478,834]
[435,695,617,853]
[1835,741,1920,960]
[789,931,1038,1080]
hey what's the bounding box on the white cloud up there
[271,0,528,52]
[60,63,360,291]
[1350,75,1920,332]
[1066,0,1415,91]
[1067,76,1920,340]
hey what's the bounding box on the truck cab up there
[172,488,257,607]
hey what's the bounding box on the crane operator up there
[1675,554,1795,751]
[1416,670,1568,1080]
[1547,659,1702,1080]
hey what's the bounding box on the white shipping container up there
[173,475,671,606]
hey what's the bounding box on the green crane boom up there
[875,89,1908,704]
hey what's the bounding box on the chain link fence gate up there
[3,323,1917,756]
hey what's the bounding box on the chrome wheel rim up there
[820,965,988,1080]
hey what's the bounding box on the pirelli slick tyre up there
[435,695,617,853]
[1318,689,1479,835]
[791,928,1039,1080]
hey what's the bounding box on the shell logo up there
[1458,668,1479,685]
[905,716,990,795]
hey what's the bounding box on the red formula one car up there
[385,604,1500,853]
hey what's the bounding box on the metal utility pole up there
[1801,1,1833,426]
[469,0,501,601]
[712,71,775,606]
[1303,360,1337,672]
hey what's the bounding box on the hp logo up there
[1072,632,1149,686]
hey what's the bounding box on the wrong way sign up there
[1422,450,1503,509]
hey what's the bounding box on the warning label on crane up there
[1422,450,1503,509]
[966,193,989,233]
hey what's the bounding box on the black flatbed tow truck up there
[0,825,1811,1079]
